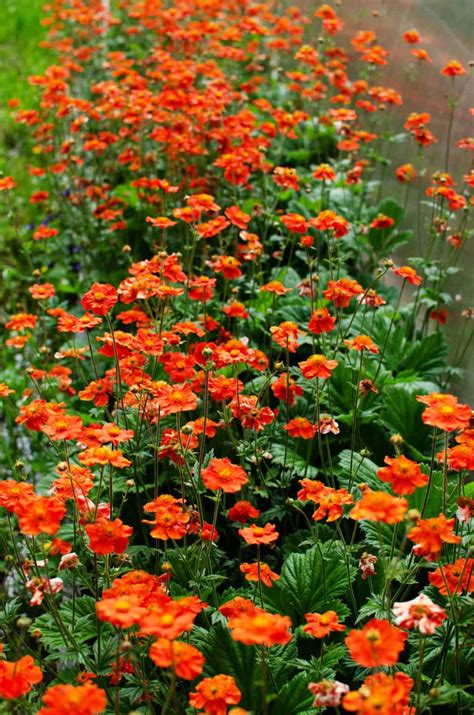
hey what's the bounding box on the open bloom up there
[15,496,66,536]
[408,515,461,559]
[143,495,190,540]
[344,335,379,354]
[238,523,279,545]
[228,501,260,523]
[149,639,205,680]
[96,595,147,628]
[350,490,408,524]
[342,672,413,714]
[429,558,474,595]
[85,518,133,555]
[0,655,42,699]
[345,618,407,667]
[308,307,336,334]
[189,674,241,715]
[393,594,446,634]
[377,455,428,494]
[417,393,471,432]
[37,683,107,714]
[299,354,338,379]
[201,457,248,493]
[303,611,345,638]
[226,608,292,646]
[81,283,118,315]
[240,561,280,587]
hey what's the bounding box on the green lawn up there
[0,0,50,181]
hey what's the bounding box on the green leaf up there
[270,442,318,478]
[271,672,317,714]
[190,625,260,709]
[337,450,385,492]
[380,386,433,458]
[399,332,448,377]
[264,542,355,624]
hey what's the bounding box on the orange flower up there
[201,457,248,493]
[407,515,461,559]
[280,212,308,233]
[143,494,190,540]
[0,655,42,700]
[308,308,336,334]
[323,278,364,308]
[81,283,118,315]
[299,354,338,379]
[417,393,471,432]
[223,301,248,319]
[0,176,16,191]
[270,321,306,352]
[304,611,345,638]
[441,60,466,77]
[41,414,84,441]
[260,281,289,295]
[344,335,379,354]
[370,214,394,229]
[78,446,131,468]
[5,312,37,331]
[153,383,198,415]
[273,166,300,191]
[377,455,428,494]
[0,383,14,397]
[37,683,107,714]
[225,205,251,229]
[29,283,55,300]
[271,372,303,406]
[219,597,257,620]
[78,378,113,408]
[312,163,336,181]
[96,595,147,628]
[239,523,279,546]
[228,501,260,523]
[15,496,66,536]
[403,29,421,44]
[411,48,432,62]
[311,486,354,523]
[395,164,417,183]
[429,558,474,595]
[342,672,413,714]
[209,255,242,280]
[0,479,35,511]
[350,490,408,524]
[285,417,316,439]
[309,210,350,238]
[33,226,59,241]
[345,618,407,667]
[227,608,292,646]
[85,518,133,555]
[240,561,280,587]
[297,478,326,502]
[139,597,204,640]
[392,264,422,285]
[149,639,205,680]
[145,216,177,229]
[189,674,241,715]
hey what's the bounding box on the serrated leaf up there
[263,542,355,624]
[271,672,317,715]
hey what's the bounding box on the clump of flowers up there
[0,1,472,713]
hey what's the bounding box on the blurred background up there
[1,0,472,397]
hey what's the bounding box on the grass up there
[0,0,50,182]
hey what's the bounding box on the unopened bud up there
[16,617,32,629]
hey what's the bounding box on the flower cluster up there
[0,1,472,713]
